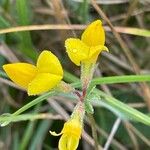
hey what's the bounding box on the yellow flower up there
[3,50,63,95]
[50,118,82,150]
[65,20,108,66]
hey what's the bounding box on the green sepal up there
[84,86,97,114]
[86,85,96,98]
[84,98,94,114]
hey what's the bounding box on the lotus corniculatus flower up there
[3,50,63,95]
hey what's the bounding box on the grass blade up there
[115,27,150,37]
[71,74,150,88]
[16,0,37,61]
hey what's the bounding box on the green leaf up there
[71,74,150,88]
[29,120,51,150]
[115,27,150,37]
[78,0,89,23]
[16,0,37,61]
[19,104,40,150]
[0,16,20,41]
[91,89,150,126]
[0,16,10,28]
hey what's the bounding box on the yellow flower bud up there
[3,50,63,95]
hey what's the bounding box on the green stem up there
[0,113,61,123]
[88,114,99,150]
[0,91,56,126]
[20,104,41,150]
[71,74,150,88]
[81,62,95,90]
[12,91,55,116]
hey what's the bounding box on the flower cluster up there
[3,20,108,150]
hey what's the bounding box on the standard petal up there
[28,73,62,95]
[81,20,105,47]
[37,50,63,76]
[3,63,37,89]
[65,38,89,66]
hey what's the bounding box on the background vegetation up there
[0,0,150,150]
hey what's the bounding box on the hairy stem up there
[88,113,99,150]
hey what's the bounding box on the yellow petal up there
[59,134,68,150]
[89,45,108,58]
[81,20,105,47]
[65,38,89,66]
[62,119,82,137]
[67,135,79,150]
[3,63,37,89]
[88,45,109,63]
[28,73,62,95]
[82,45,108,64]
[37,50,63,76]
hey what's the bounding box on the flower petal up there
[3,63,37,89]
[62,119,82,137]
[37,50,63,76]
[65,38,89,66]
[81,20,105,47]
[90,45,108,59]
[67,135,79,150]
[59,134,68,150]
[83,45,108,64]
[28,73,62,95]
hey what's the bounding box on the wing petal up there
[3,63,37,89]
[65,38,89,66]
[28,73,62,95]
